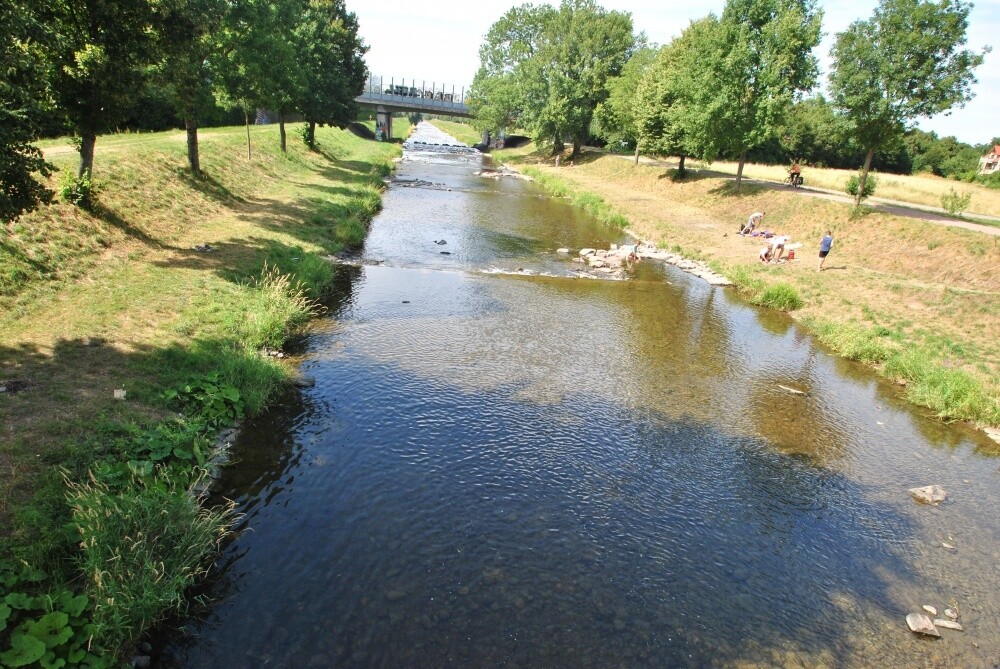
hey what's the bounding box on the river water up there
[164,123,1000,668]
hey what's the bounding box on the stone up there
[579,248,596,257]
[942,542,955,550]
[294,376,316,388]
[457,586,470,595]
[923,605,937,616]
[114,389,127,400]
[984,427,1000,445]
[944,608,958,620]
[933,619,964,631]
[906,613,940,637]
[131,656,152,669]
[909,485,947,504]
[138,642,153,654]
[386,590,407,601]
[556,248,570,254]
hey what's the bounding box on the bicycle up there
[784,173,804,188]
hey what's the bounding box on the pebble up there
[923,605,937,616]
[933,619,964,631]
[385,590,407,601]
[909,485,947,505]
[944,608,958,620]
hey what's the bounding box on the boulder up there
[909,485,947,504]
[906,613,940,637]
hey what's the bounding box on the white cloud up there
[349,0,999,145]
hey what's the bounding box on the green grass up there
[726,265,804,312]
[806,318,1000,424]
[2,122,402,664]
[522,167,628,228]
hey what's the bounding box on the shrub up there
[845,172,878,201]
[58,170,97,209]
[940,187,972,216]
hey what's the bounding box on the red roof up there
[989,145,1000,158]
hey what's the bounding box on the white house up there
[980,145,1000,175]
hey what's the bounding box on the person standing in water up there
[818,230,834,271]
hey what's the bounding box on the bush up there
[58,170,97,209]
[845,172,878,201]
[940,188,972,216]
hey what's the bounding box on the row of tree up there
[1,0,368,223]
[469,0,986,205]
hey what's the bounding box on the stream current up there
[164,123,1000,668]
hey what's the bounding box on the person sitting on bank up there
[741,211,765,236]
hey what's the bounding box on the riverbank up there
[428,121,1000,430]
[1,121,405,662]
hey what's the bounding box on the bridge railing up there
[363,75,468,107]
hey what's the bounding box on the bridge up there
[356,75,471,139]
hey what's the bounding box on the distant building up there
[980,145,1000,175]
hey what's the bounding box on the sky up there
[347,0,999,146]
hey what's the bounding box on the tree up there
[1,0,53,222]
[153,0,229,173]
[41,0,157,179]
[830,0,987,206]
[294,0,367,151]
[470,0,636,159]
[594,45,655,162]
[635,18,721,178]
[695,0,823,187]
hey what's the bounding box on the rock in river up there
[909,485,947,504]
[906,613,940,637]
[933,618,964,631]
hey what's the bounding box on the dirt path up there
[616,154,1000,237]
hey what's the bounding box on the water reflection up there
[165,124,1000,668]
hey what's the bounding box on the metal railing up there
[362,75,467,107]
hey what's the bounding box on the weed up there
[58,171,97,209]
[846,173,878,201]
[941,188,972,216]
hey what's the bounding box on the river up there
[162,123,1000,668]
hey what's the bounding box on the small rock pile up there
[573,244,732,286]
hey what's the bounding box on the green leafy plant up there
[940,187,972,216]
[57,171,97,209]
[845,172,877,202]
[162,372,244,427]
[0,566,111,669]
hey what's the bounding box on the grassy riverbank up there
[469,136,1000,429]
[1,121,404,663]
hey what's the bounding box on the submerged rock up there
[922,605,937,616]
[909,485,947,505]
[944,608,959,620]
[906,613,940,637]
[934,619,964,631]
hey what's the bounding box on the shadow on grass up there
[176,168,241,204]
[710,180,768,197]
[90,202,166,248]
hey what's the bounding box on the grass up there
[707,159,1000,217]
[426,118,483,146]
[1,121,401,663]
[490,139,1000,427]
[522,166,629,228]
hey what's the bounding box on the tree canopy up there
[830,0,986,205]
[469,0,637,159]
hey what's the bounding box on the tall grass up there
[67,469,234,656]
[237,262,323,351]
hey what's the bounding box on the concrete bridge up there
[356,75,471,139]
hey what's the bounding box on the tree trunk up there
[856,146,876,207]
[185,116,200,174]
[552,135,564,156]
[678,155,686,179]
[570,138,581,161]
[279,112,287,153]
[633,143,640,165]
[244,110,252,160]
[78,132,96,179]
[307,120,317,150]
[734,149,747,188]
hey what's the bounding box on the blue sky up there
[348,0,998,146]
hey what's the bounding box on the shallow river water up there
[164,123,1000,668]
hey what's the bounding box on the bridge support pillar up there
[376,106,392,140]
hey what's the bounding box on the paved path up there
[616,154,1000,238]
